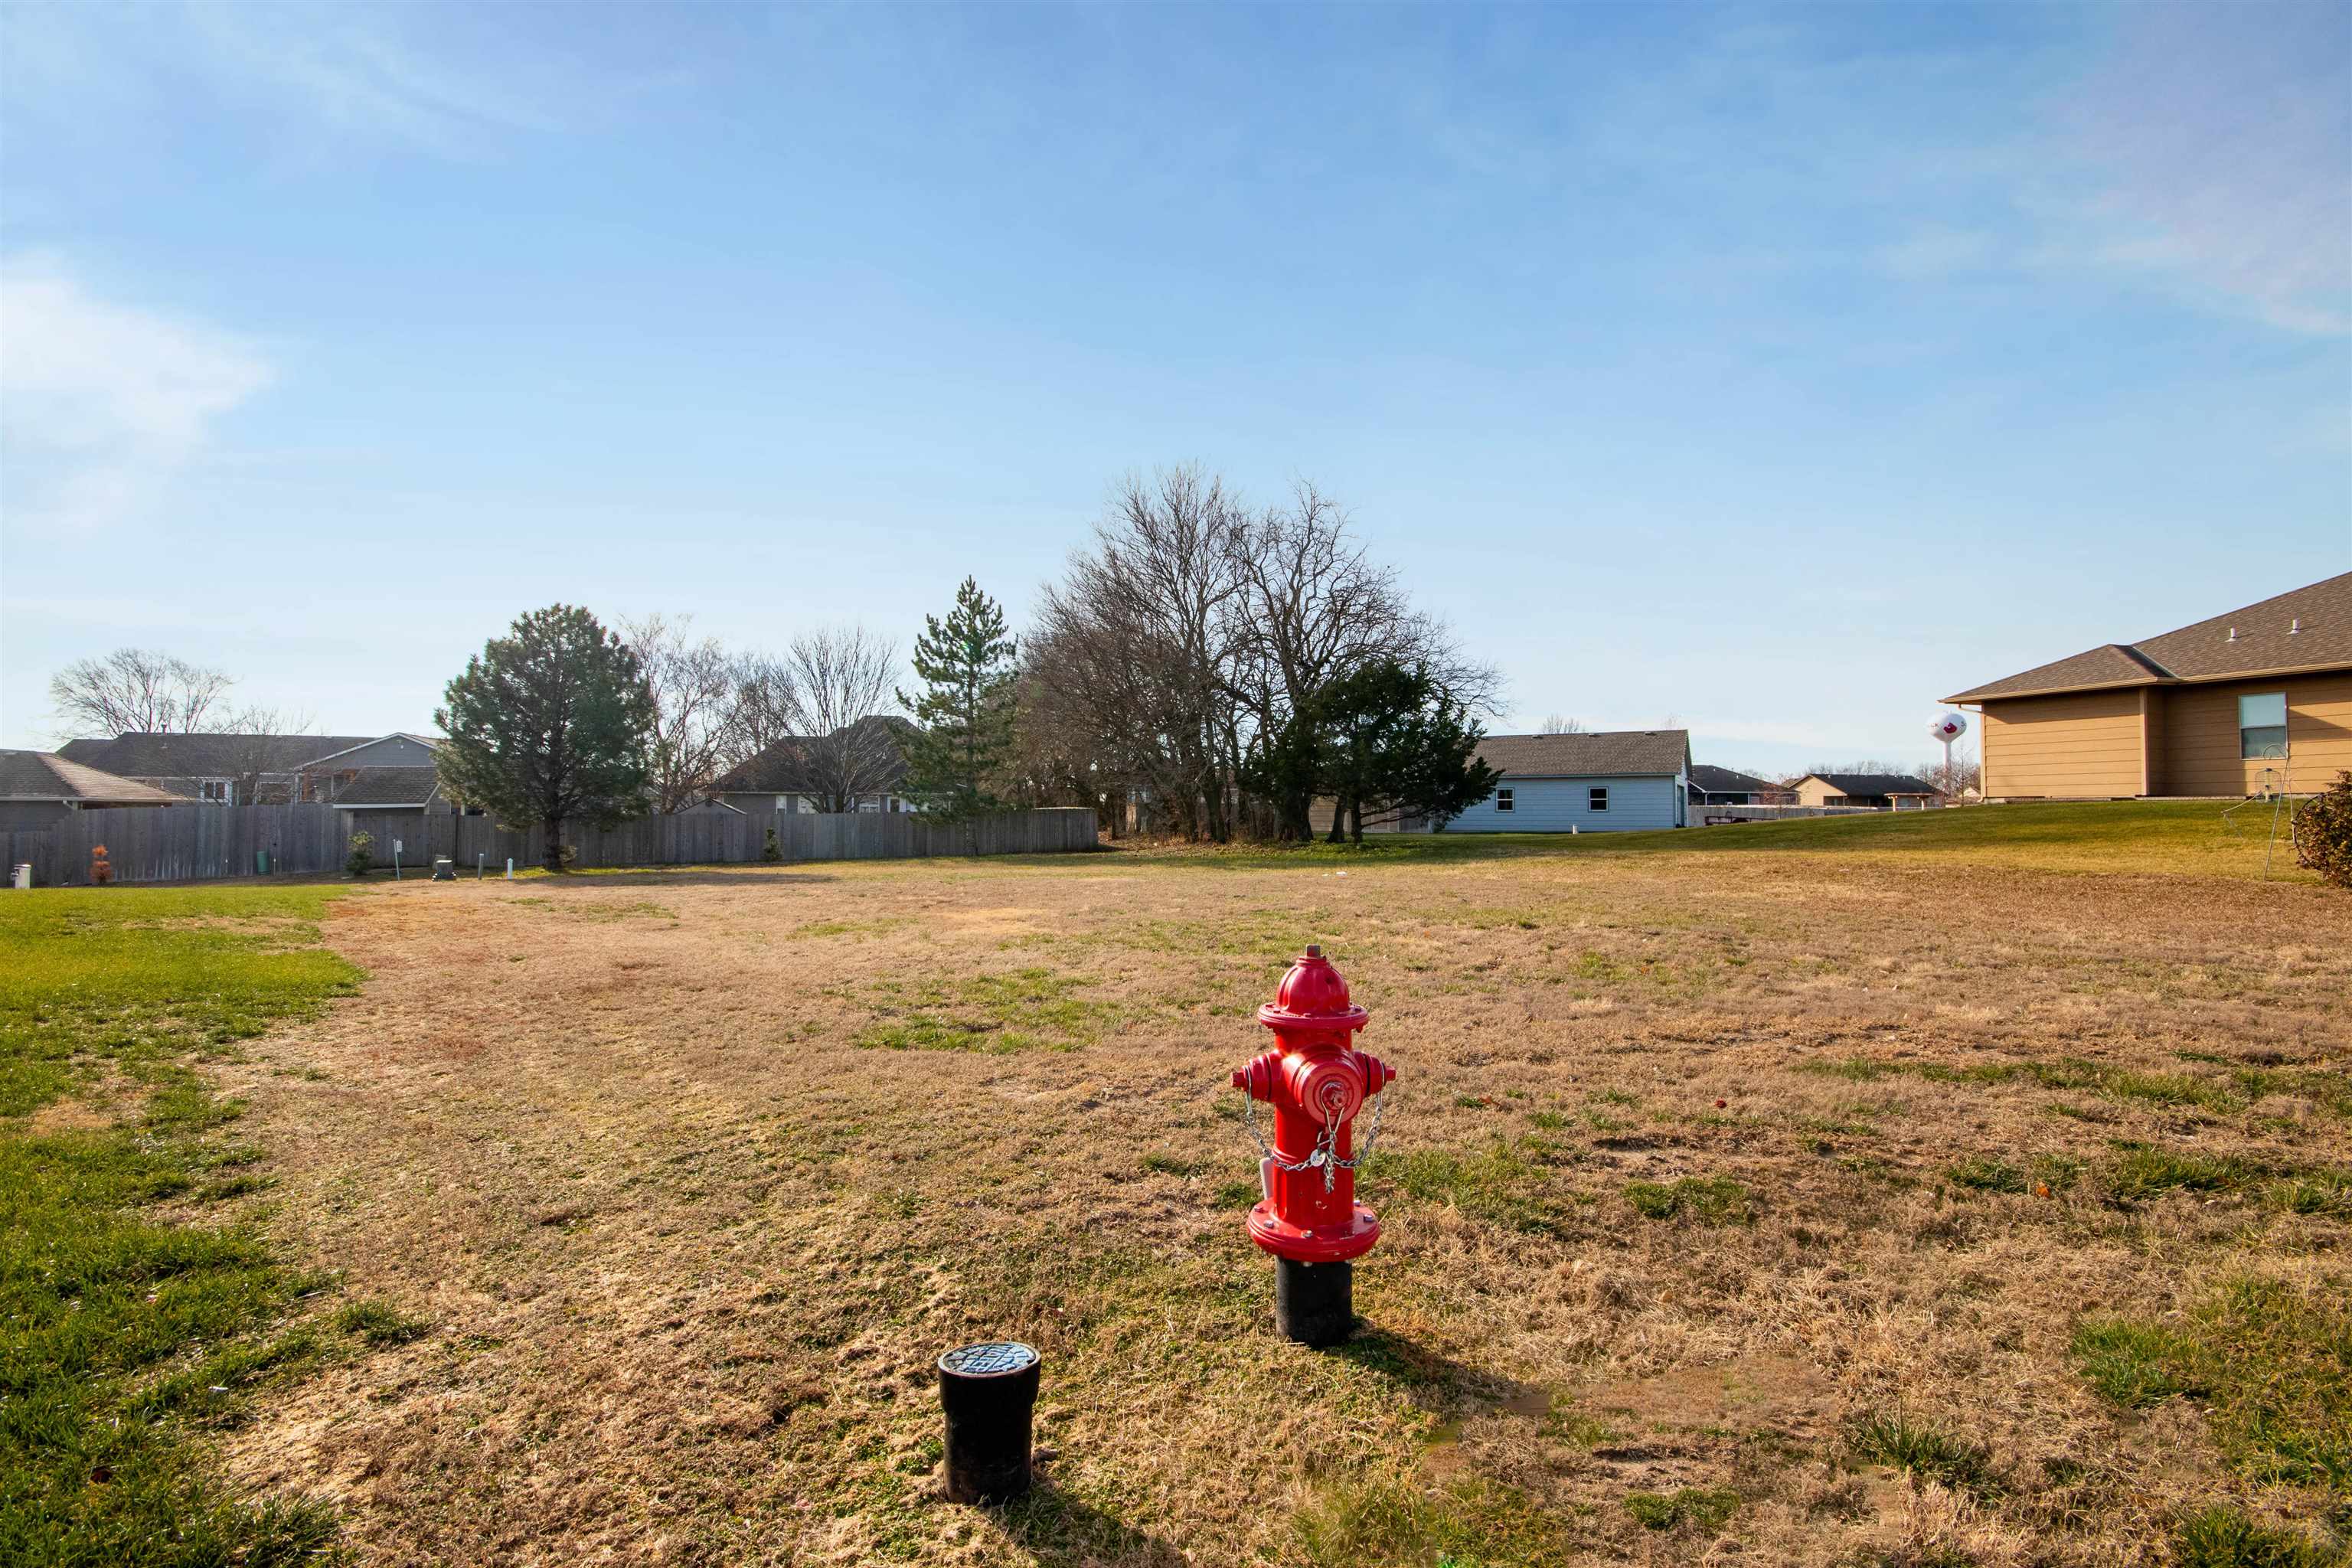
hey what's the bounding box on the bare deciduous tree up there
[1805,757,1931,779]
[768,626,905,812]
[1033,466,1250,841]
[1537,714,1586,734]
[1024,467,1496,842]
[217,709,317,803]
[722,651,802,767]
[621,612,739,812]
[47,648,237,741]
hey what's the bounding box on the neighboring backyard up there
[4,802,2347,1566]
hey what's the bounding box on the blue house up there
[1446,729,1691,832]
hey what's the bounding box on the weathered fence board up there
[5,805,1097,887]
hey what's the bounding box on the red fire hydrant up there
[1230,944,1396,1346]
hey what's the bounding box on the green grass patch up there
[334,1298,432,1348]
[2170,1505,2341,1568]
[1948,1156,2027,1194]
[1624,1176,1753,1225]
[2072,1319,2200,1407]
[0,887,361,1117]
[2269,1169,2352,1217]
[854,966,1113,1052]
[1365,1140,1566,1236]
[1804,1054,2256,1118]
[1849,1413,1997,1493]
[2073,1276,2349,1498]
[1293,1474,1578,1567]
[0,887,367,1563]
[2102,1142,2260,1201]
[1212,1178,1260,1210]
[1135,801,2320,881]
[1623,1487,1740,1532]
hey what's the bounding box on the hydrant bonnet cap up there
[1271,946,1359,1019]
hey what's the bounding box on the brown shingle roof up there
[1475,730,1690,778]
[0,750,181,805]
[1945,573,2352,701]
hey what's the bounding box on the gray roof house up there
[1447,729,1693,833]
[707,717,917,814]
[1686,765,1788,805]
[57,732,377,805]
[296,735,448,808]
[55,730,456,814]
[1,749,181,831]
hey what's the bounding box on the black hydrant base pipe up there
[937,1341,1040,1504]
[1274,1258,1354,1348]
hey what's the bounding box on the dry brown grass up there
[207,843,2351,1566]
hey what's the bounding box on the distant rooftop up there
[1474,730,1690,778]
[0,749,181,805]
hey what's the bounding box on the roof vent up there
[2226,626,2237,642]
[2290,618,2302,635]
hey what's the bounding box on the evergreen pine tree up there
[435,604,655,870]
[896,577,1018,818]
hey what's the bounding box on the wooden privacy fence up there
[1,805,1099,887]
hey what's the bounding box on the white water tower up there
[1930,711,1968,793]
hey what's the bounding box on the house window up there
[198,780,231,803]
[1494,788,1514,813]
[2239,692,2287,760]
[1589,787,1609,812]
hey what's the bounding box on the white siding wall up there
[1447,775,1684,833]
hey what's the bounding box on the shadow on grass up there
[987,1475,1189,1568]
[1333,1325,1546,1419]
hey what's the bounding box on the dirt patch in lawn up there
[214,849,2350,1566]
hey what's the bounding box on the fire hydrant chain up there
[1242,1086,1386,1193]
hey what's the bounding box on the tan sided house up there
[1943,572,2352,799]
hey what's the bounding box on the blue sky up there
[4,1,2347,774]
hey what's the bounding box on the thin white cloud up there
[2054,2,2350,337]
[0,253,274,531]
[179,5,564,151]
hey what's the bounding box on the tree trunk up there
[544,816,566,873]
[1325,791,1349,844]
[1349,799,1364,844]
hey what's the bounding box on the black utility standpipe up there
[1275,1258,1354,1348]
[936,1342,1040,1504]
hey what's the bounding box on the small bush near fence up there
[2294,771,2352,889]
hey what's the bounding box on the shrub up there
[2293,770,2352,889]
[345,831,374,878]
[761,826,782,863]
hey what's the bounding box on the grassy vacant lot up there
[11,801,2349,1566]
